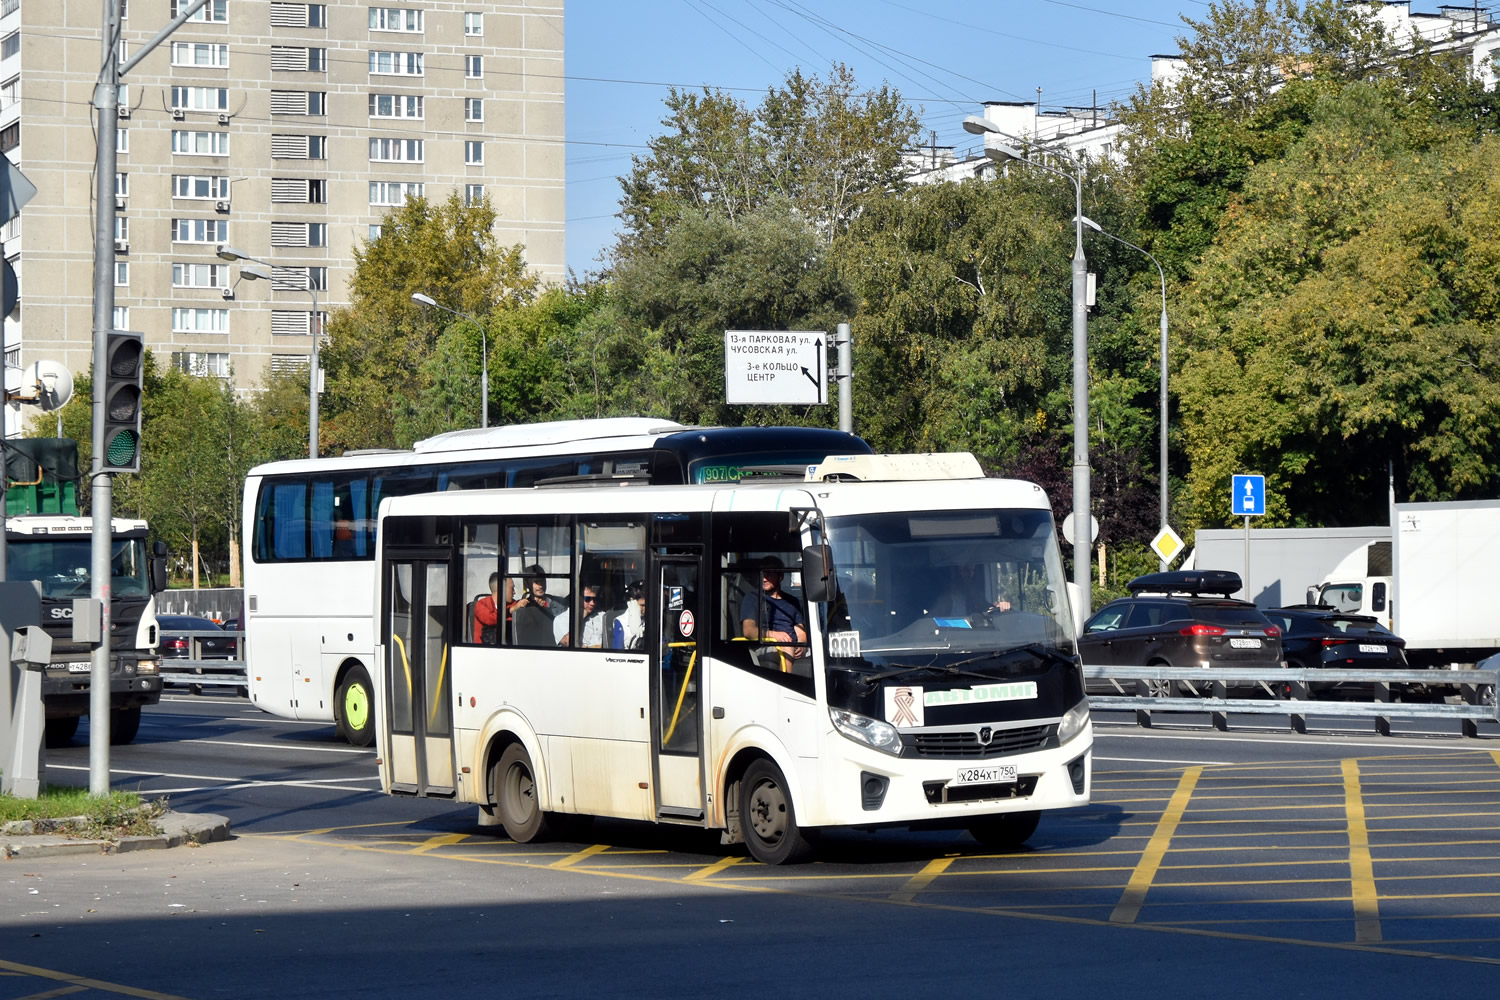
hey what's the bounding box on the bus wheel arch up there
[737,756,814,865]
[334,660,375,747]
[718,740,801,845]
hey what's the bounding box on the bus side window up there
[462,520,501,645]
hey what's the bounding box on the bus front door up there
[654,556,705,820]
[384,558,456,797]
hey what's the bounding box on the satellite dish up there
[23,360,74,411]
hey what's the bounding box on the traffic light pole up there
[87,0,208,795]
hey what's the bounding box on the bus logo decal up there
[923,682,1038,707]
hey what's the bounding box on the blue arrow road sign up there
[1232,474,1266,516]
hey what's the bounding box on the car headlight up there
[829,708,902,755]
[1057,699,1090,744]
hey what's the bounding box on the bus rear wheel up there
[493,744,551,843]
[336,665,374,747]
[740,759,813,865]
[968,810,1040,851]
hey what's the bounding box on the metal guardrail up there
[1083,665,1498,737]
[158,628,246,691]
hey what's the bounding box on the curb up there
[1,810,231,860]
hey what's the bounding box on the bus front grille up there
[905,724,1053,759]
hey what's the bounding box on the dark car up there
[157,614,237,660]
[1262,605,1408,698]
[1079,570,1283,696]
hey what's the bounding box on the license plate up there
[1358,644,1388,653]
[954,764,1018,786]
[1229,638,1262,649]
[67,662,91,673]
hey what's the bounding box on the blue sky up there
[563,0,1207,276]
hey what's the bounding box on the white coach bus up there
[372,453,1092,864]
[241,418,870,744]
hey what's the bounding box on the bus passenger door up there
[653,555,706,820]
[384,558,456,797]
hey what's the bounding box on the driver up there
[740,556,808,663]
[933,565,1011,617]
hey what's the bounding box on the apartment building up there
[0,0,564,400]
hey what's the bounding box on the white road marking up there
[1094,755,1235,766]
[159,737,373,755]
[46,763,379,790]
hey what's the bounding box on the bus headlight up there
[1057,699,1090,744]
[830,708,902,755]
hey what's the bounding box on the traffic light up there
[101,331,144,473]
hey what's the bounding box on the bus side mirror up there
[801,544,837,604]
[150,541,168,593]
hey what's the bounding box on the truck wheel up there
[336,665,375,747]
[44,715,80,748]
[110,706,142,745]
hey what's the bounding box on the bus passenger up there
[740,556,808,661]
[558,583,606,647]
[472,572,504,644]
[612,580,647,650]
[515,565,566,617]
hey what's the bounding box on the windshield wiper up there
[859,662,1001,687]
[950,643,1079,672]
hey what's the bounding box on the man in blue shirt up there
[740,556,808,663]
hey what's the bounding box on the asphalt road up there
[4,695,1499,999]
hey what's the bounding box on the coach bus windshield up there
[820,509,1074,666]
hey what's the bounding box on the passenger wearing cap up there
[740,555,808,662]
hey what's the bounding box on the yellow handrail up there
[427,641,449,729]
[663,644,698,746]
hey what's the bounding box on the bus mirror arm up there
[801,544,837,604]
[150,540,169,593]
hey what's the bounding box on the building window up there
[308,135,326,159]
[170,42,229,68]
[369,181,423,206]
[115,216,128,241]
[310,223,327,247]
[368,93,423,119]
[271,221,328,247]
[465,98,482,122]
[171,352,231,378]
[464,12,483,36]
[271,46,326,73]
[115,261,129,287]
[116,127,129,153]
[308,4,327,27]
[270,2,324,28]
[172,307,230,334]
[465,141,483,165]
[271,90,326,116]
[0,120,17,153]
[113,306,130,328]
[116,172,129,198]
[0,77,18,109]
[271,354,310,375]
[173,262,229,288]
[368,50,422,76]
[171,86,228,112]
[271,265,326,291]
[369,137,423,162]
[465,55,482,79]
[2,32,18,61]
[171,218,229,244]
[271,134,326,159]
[369,7,423,32]
[172,130,230,156]
[173,174,230,199]
[463,184,483,206]
[368,224,383,240]
[271,177,328,203]
[174,0,227,21]
[309,179,327,204]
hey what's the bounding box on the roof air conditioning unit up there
[171,108,185,120]
[114,239,129,253]
[117,105,130,119]
[215,200,230,212]
[217,114,230,126]
[221,287,235,300]
[114,198,126,212]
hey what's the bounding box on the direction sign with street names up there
[724,330,827,405]
[1231,474,1266,517]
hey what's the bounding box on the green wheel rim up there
[344,680,370,732]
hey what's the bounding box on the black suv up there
[1261,606,1408,698]
[1079,570,1284,695]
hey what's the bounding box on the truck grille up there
[905,724,1053,759]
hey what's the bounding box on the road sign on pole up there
[1231,474,1266,517]
[724,330,828,405]
[1150,524,1185,565]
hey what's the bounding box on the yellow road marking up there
[1111,766,1201,923]
[0,960,190,1000]
[550,843,610,868]
[889,856,957,902]
[684,855,743,881]
[1343,758,1382,943]
[412,833,469,853]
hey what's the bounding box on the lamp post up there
[411,293,488,429]
[218,245,320,457]
[1077,214,1171,570]
[963,114,1091,623]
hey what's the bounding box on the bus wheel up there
[494,744,551,843]
[337,666,375,747]
[44,715,80,748]
[968,810,1040,851]
[740,759,813,865]
[110,706,142,746]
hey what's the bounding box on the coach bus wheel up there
[337,666,375,747]
[109,706,142,745]
[740,759,813,865]
[968,810,1040,851]
[494,744,551,843]
[44,715,80,748]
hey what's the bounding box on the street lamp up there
[411,292,488,429]
[963,114,1091,624]
[1077,214,1171,570]
[218,244,320,458]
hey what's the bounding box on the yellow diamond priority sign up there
[1150,525,1185,565]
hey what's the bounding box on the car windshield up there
[7,537,152,599]
[819,508,1074,668]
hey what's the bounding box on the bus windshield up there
[821,509,1074,665]
[7,537,153,599]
